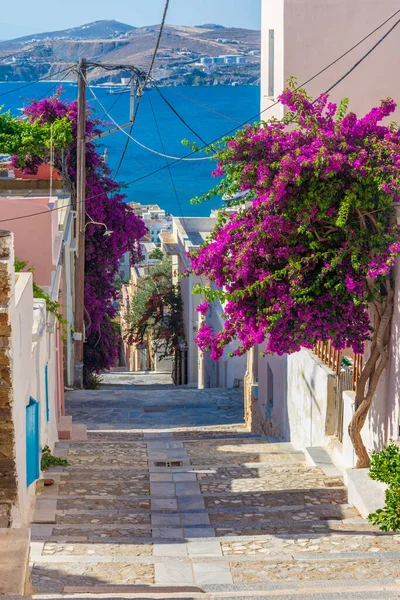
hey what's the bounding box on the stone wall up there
[0,231,17,527]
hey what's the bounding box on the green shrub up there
[83,371,103,390]
[368,440,400,531]
[41,445,69,471]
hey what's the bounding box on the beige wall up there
[262,0,400,121]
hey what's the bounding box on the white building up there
[161,215,246,389]
[128,202,172,244]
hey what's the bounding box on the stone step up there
[29,555,400,594]
[204,488,348,509]
[58,416,73,440]
[30,519,376,544]
[32,532,400,561]
[71,423,87,441]
[30,585,400,600]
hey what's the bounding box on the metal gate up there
[26,397,40,487]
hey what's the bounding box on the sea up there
[0,82,260,216]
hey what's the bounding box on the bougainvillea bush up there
[3,93,146,384]
[190,86,400,467]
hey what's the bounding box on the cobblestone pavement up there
[29,376,400,599]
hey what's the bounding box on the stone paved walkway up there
[29,375,400,599]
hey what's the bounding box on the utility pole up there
[74,57,87,388]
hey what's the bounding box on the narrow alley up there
[29,374,400,599]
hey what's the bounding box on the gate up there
[26,397,40,487]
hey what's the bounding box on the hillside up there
[12,20,135,42]
[0,21,260,87]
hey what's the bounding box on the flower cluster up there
[191,89,400,359]
[17,93,146,379]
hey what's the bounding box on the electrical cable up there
[323,17,400,95]
[106,76,133,113]
[114,0,170,178]
[85,77,210,161]
[152,82,214,150]
[34,66,76,102]
[148,87,209,295]
[148,88,184,217]
[165,87,242,125]
[116,10,400,186]
[2,9,400,224]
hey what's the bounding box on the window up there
[267,364,274,409]
[26,397,40,486]
[268,29,275,97]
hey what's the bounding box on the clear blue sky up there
[0,0,261,40]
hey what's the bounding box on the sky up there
[0,0,261,40]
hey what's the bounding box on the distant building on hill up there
[200,55,246,66]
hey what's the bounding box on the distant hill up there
[13,20,135,42]
[196,24,226,30]
[0,21,260,87]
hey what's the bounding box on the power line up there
[152,82,214,150]
[2,9,400,225]
[106,77,133,113]
[114,0,170,178]
[148,89,182,212]
[324,17,400,95]
[34,66,76,102]
[0,65,76,98]
[165,87,242,125]
[115,8,400,186]
[148,87,209,297]
[85,80,210,161]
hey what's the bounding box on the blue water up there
[0,82,259,216]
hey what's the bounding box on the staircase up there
[27,387,400,599]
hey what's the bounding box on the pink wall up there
[1,197,58,286]
[262,0,400,121]
[14,164,62,180]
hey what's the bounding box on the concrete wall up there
[202,299,246,389]
[286,350,336,449]
[253,349,335,449]
[261,0,400,121]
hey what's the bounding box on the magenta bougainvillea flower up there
[18,94,146,377]
[192,88,400,360]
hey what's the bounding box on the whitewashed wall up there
[10,272,34,526]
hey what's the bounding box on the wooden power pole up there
[74,57,87,388]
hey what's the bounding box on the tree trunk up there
[348,289,394,468]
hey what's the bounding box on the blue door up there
[26,397,40,486]
[45,364,49,422]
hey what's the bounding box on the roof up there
[160,232,179,256]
